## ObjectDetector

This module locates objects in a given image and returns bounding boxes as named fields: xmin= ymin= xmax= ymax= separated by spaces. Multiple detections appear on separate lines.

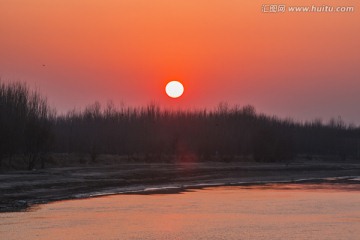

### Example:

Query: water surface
xmin=1 ymin=184 xmax=360 ymax=240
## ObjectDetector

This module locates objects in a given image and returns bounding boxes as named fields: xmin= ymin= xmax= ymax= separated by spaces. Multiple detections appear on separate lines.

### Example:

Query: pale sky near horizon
xmin=1 ymin=0 xmax=359 ymax=123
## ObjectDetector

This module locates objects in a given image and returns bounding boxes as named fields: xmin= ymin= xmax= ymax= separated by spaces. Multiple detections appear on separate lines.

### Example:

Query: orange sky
xmin=1 ymin=0 xmax=359 ymax=122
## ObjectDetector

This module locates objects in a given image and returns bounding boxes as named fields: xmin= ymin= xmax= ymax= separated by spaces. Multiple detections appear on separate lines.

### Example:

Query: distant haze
xmin=1 ymin=1 xmax=359 ymax=123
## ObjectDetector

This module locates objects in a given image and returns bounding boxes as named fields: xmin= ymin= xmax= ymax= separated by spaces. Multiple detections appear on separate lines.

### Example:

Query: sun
xmin=165 ymin=81 xmax=184 ymax=98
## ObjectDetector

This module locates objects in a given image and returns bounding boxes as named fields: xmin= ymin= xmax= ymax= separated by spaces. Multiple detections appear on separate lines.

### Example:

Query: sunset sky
xmin=1 ymin=0 xmax=359 ymax=123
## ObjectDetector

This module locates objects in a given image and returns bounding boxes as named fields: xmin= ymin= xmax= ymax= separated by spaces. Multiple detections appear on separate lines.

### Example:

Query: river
xmin=1 ymin=184 xmax=360 ymax=239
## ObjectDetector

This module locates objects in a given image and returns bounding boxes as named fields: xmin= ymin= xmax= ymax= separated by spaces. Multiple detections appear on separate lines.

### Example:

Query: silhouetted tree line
xmin=1 ymin=82 xmax=360 ymax=170
xmin=52 ymin=101 xmax=360 ymax=163
xmin=0 ymin=82 xmax=53 ymax=170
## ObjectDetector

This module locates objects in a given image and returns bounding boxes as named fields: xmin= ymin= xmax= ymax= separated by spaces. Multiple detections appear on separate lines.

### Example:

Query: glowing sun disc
xmin=165 ymin=81 xmax=184 ymax=98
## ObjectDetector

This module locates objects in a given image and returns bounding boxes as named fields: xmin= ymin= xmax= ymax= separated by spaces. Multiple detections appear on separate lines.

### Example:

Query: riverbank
xmin=1 ymin=159 xmax=360 ymax=212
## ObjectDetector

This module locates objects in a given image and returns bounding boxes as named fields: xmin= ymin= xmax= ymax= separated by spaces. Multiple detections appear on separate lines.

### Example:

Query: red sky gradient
xmin=1 ymin=1 xmax=359 ymax=122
